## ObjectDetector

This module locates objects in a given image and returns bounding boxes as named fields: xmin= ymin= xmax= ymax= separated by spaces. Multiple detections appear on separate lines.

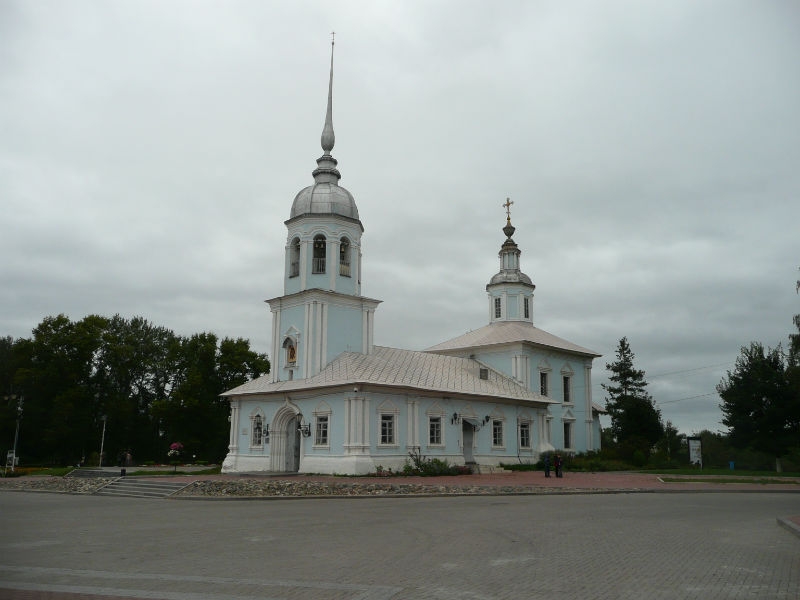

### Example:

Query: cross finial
xmin=331 ymin=31 xmax=335 ymax=46
xmin=502 ymin=197 xmax=514 ymax=221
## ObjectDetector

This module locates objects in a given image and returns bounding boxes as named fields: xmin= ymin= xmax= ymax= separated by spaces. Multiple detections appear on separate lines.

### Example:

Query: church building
xmin=221 ymin=43 xmax=602 ymax=475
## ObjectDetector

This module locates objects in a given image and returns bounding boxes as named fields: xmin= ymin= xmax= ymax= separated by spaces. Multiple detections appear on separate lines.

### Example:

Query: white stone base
xmin=221 ymin=452 xmax=271 ymax=474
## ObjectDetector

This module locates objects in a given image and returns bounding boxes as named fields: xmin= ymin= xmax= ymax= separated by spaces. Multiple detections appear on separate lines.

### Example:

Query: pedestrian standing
xmin=544 ymin=454 xmax=551 ymax=478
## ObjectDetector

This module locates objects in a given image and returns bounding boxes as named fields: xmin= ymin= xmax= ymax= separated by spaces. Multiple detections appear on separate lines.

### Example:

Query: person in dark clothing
xmin=543 ymin=454 xmax=551 ymax=478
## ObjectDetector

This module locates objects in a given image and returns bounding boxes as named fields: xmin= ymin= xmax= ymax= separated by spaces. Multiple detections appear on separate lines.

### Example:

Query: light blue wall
xmin=467 ymin=347 xmax=598 ymax=453
xmin=326 ymin=305 xmax=364 ymax=360
xmin=235 ymin=392 xmax=545 ymax=469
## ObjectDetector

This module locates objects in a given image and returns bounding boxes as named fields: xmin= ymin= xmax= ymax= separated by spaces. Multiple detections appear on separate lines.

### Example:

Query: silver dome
xmin=290 ymin=182 xmax=359 ymax=220
xmin=488 ymin=271 xmax=533 ymax=286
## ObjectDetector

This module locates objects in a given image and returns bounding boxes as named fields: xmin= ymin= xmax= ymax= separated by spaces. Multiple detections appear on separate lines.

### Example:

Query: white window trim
xmin=562 ymin=374 xmax=573 ymax=405
xmin=313 ymin=403 xmax=332 ymax=449
xmin=427 ymin=415 xmax=444 ymax=448
xmin=491 ymin=418 xmax=506 ymax=450
xmin=314 ymin=414 xmax=330 ymax=449
xmin=377 ymin=402 xmax=400 ymax=448
xmin=563 ymin=420 xmax=573 ymax=450
xmin=518 ymin=419 xmax=533 ymax=450
xmin=249 ymin=411 xmax=265 ymax=450
xmin=539 ymin=368 xmax=551 ymax=398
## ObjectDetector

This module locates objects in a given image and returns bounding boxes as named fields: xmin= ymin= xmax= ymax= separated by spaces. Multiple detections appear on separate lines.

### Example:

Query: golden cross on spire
xmin=502 ymin=197 xmax=514 ymax=221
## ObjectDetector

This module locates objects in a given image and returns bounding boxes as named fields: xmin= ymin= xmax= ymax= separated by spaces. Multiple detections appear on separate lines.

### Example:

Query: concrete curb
xmin=777 ymin=516 xmax=800 ymax=539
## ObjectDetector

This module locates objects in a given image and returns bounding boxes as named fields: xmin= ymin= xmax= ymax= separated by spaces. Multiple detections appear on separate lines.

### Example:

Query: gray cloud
xmin=2 ymin=0 xmax=798 ymax=436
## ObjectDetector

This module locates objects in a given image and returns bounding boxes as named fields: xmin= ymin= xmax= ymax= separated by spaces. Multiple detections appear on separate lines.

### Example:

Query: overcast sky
xmin=2 ymin=1 xmax=798 ymax=435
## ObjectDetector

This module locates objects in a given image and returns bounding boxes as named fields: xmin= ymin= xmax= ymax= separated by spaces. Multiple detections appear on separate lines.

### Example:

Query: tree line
xmin=1 ymin=314 xmax=269 ymax=466
xmin=604 ymin=276 xmax=800 ymax=472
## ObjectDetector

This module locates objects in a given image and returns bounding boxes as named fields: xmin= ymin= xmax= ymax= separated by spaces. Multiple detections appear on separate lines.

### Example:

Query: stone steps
xmin=66 ymin=468 xmax=120 ymax=478
xmin=94 ymin=478 xmax=190 ymax=498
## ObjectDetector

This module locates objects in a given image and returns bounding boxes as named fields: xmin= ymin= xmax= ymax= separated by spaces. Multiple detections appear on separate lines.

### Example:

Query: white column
xmin=271 ymin=311 xmax=280 ymax=383
xmin=329 ymin=240 xmax=339 ymax=292
xmin=229 ymin=399 xmax=240 ymax=452
xmin=299 ymin=238 xmax=309 ymax=291
xmin=303 ymin=303 xmax=312 ymax=377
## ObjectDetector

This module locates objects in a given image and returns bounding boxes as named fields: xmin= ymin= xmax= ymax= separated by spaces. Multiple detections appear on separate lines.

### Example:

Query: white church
xmin=221 ymin=45 xmax=602 ymax=475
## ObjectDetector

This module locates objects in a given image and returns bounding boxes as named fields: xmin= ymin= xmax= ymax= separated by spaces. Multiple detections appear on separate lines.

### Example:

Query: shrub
xmin=404 ymin=449 xmax=467 ymax=476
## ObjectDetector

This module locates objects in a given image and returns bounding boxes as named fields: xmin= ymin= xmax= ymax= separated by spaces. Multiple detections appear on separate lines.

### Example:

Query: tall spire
xmin=320 ymin=33 xmax=335 ymax=154
xmin=312 ymin=34 xmax=341 ymax=184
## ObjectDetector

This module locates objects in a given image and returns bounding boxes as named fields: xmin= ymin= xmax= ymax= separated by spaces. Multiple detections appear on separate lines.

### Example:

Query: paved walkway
xmin=1 ymin=491 xmax=798 ymax=599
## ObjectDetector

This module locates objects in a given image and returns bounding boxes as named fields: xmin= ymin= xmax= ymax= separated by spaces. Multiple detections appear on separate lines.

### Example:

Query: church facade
xmin=221 ymin=45 xmax=602 ymax=475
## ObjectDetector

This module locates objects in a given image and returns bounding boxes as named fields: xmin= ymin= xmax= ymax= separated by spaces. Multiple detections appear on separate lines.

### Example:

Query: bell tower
xmin=268 ymin=37 xmax=381 ymax=383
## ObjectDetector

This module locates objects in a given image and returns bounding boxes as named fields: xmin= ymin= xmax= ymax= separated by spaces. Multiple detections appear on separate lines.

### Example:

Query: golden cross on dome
xmin=502 ymin=197 xmax=514 ymax=221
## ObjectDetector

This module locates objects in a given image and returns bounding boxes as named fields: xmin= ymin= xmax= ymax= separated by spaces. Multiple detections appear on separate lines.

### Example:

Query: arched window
xmin=312 ymin=235 xmax=326 ymax=274
xmin=339 ymin=237 xmax=351 ymax=277
xmin=289 ymin=237 xmax=300 ymax=277
xmin=252 ymin=414 xmax=263 ymax=446
xmin=283 ymin=338 xmax=297 ymax=365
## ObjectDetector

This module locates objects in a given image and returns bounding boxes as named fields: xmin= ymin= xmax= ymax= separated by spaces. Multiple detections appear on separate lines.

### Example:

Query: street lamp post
xmin=9 ymin=396 xmax=23 ymax=474
xmin=99 ymin=415 xmax=107 ymax=468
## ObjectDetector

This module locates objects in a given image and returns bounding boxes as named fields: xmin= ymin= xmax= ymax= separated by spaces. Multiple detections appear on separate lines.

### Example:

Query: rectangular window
xmin=315 ymin=415 xmax=329 ymax=446
xmin=429 ymin=416 xmax=442 ymax=445
xmin=563 ymin=375 xmax=571 ymax=403
xmin=564 ymin=422 xmax=572 ymax=449
xmin=524 ymin=297 xmax=530 ymax=319
xmin=540 ymin=371 xmax=549 ymax=396
xmin=494 ymin=297 xmax=501 ymax=318
xmin=264 ymin=424 xmax=270 ymax=445
xmin=519 ymin=422 xmax=531 ymax=449
xmin=492 ymin=420 xmax=504 ymax=447
xmin=380 ymin=414 xmax=395 ymax=445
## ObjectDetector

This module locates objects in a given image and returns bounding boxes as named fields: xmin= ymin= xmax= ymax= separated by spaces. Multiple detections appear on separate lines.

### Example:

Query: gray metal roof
xmin=223 ymin=345 xmax=551 ymax=404
xmin=426 ymin=321 xmax=600 ymax=357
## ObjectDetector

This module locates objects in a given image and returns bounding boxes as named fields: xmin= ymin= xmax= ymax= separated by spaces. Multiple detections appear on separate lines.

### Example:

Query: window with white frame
xmin=519 ymin=421 xmax=531 ymax=449
xmin=564 ymin=421 xmax=572 ymax=449
xmin=380 ymin=414 xmax=395 ymax=445
xmin=251 ymin=414 xmax=264 ymax=447
xmin=540 ymin=371 xmax=549 ymax=396
xmin=494 ymin=297 xmax=502 ymax=318
xmin=428 ymin=416 xmax=442 ymax=446
xmin=524 ymin=297 xmax=530 ymax=319
xmin=563 ymin=375 xmax=572 ymax=404
xmin=315 ymin=415 xmax=329 ymax=447
xmin=264 ymin=423 xmax=270 ymax=444
xmin=492 ymin=419 xmax=504 ymax=448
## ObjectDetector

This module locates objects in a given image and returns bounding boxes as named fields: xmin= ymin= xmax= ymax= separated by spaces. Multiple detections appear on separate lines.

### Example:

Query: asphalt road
xmin=1 ymin=491 xmax=798 ymax=599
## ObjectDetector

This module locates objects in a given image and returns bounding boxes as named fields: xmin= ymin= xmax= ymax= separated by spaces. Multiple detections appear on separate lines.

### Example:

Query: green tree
xmin=655 ymin=420 xmax=684 ymax=464
xmin=602 ymin=337 xmax=664 ymax=461
xmin=3 ymin=314 xmax=269 ymax=466
xmin=718 ymin=342 xmax=798 ymax=472
xmin=152 ymin=334 xmax=270 ymax=463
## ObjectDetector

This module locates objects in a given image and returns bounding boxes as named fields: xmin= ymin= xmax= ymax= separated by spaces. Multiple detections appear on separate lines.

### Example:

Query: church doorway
xmin=285 ymin=416 xmax=301 ymax=472
xmin=462 ymin=421 xmax=475 ymax=464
